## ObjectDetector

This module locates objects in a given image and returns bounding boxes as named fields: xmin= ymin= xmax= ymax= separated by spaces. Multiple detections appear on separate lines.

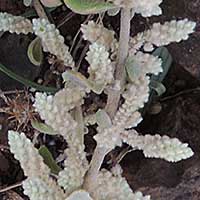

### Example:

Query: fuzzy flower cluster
xmin=9 ymin=131 xmax=66 ymax=200
xmin=0 ymin=12 xmax=33 ymax=34
xmin=33 ymin=87 xmax=85 ymax=137
xmin=8 ymin=131 xmax=50 ymax=179
xmin=94 ymin=125 xmax=123 ymax=149
xmin=81 ymin=21 xmax=118 ymax=52
xmin=33 ymin=91 xmax=77 ymax=138
xmin=93 ymin=169 xmax=150 ymax=200
xmin=111 ymin=0 xmax=162 ymax=17
xmin=32 ymin=18 xmax=74 ymax=67
xmin=121 ymin=130 xmax=194 ymax=162
xmin=8 ymin=131 xmax=148 ymax=200
xmin=95 ymin=61 xmax=160 ymax=149
xmin=86 ymin=43 xmax=114 ymax=86
xmin=130 ymin=19 xmax=196 ymax=52
xmin=58 ymin=148 xmax=89 ymax=195
xmin=113 ymin=77 xmax=149 ymax=128
xmin=23 ymin=177 xmax=66 ymax=200
xmin=128 ymin=52 xmax=163 ymax=76
xmin=34 ymin=87 xmax=87 ymax=165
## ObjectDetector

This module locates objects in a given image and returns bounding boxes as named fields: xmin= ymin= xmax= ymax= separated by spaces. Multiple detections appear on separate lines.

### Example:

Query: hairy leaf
xmin=39 ymin=145 xmax=62 ymax=175
xmin=96 ymin=109 xmax=112 ymax=129
xmin=31 ymin=120 xmax=56 ymax=135
xmin=63 ymin=0 xmax=116 ymax=14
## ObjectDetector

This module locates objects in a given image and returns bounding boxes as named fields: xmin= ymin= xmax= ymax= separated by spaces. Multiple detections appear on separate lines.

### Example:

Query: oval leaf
xmin=96 ymin=109 xmax=112 ymax=129
xmin=31 ymin=120 xmax=56 ymax=135
xmin=39 ymin=145 xmax=62 ymax=175
xmin=62 ymin=70 xmax=105 ymax=94
xmin=63 ymin=0 xmax=116 ymax=14
xmin=28 ymin=37 xmax=43 ymax=66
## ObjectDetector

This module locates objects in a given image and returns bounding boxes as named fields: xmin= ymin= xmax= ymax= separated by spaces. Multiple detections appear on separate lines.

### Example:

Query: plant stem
xmin=105 ymin=8 xmax=131 ymax=118
xmin=83 ymin=8 xmax=131 ymax=194
xmin=32 ymin=0 xmax=49 ymax=20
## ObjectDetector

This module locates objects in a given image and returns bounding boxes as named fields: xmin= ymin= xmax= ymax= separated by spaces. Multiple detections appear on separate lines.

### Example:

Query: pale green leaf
xmin=63 ymin=0 xmax=117 ymax=14
xmin=39 ymin=145 xmax=62 ymax=175
xmin=31 ymin=120 xmax=56 ymax=135
xmin=62 ymin=70 xmax=105 ymax=94
xmin=96 ymin=109 xmax=112 ymax=129
xmin=125 ymin=57 xmax=141 ymax=82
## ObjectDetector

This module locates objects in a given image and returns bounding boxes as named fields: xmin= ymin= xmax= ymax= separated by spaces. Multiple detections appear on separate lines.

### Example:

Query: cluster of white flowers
xmin=111 ymin=0 xmax=162 ymax=17
xmin=93 ymin=169 xmax=150 ymax=200
xmin=32 ymin=18 xmax=74 ymax=67
xmin=121 ymin=130 xmax=194 ymax=162
xmin=58 ymin=148 xmax=89 ymax=195
xmin=113 ymin=77 xmax=150 ymax=128
xmin=9 ymin=131 xmax=66 ymax=200
xmin=129 ymin=52 xmax=163 ymax=76
xmin=81 ymin=21 xmax=118 ymax=52
xmin=23 ymin=177 xmax=66 ymax=200
xmin=86 ymin=43 xmax=114 ymax=86
xmin=8 ymin=131 xmax=50 ymax=179
xmin=33 ymin=91 xmax=77 ymax=137
xmin=0 ymin=12 xmax=33 ymax=34
xmin=33 ymin=86 xmax=85 ymax=134
xmin=8 ymin=131 xmax=149 ymax=200
xmin=130 ymin=19 xmax=196 ymax=52
xmin=95 ymin=125 xmax=123 ymax=150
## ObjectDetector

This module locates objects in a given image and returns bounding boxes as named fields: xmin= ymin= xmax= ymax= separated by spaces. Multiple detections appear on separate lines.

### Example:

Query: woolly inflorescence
xmin=32 ymin=18 xmax=74 ymax=67
xmin=86 ymin=43 xmax=114 ymax=86
xmin=0 ymin=12 xmax=33 ymax=34
xmin=93 ymin=169 xmax=150 ymax=200
xmin=23 ymin=177 xmax=66 ymax=200
xmin=111 ymin=0 xmax=162 ymax=17
xmin=8 ymin=131 xmax=50 ymax=179
xmin=130 ymin=19 xmax=196 ymax=52
xmin=58 ymin=148 xmax=89 ymax=195
xmin=81 ymin=20 xmax=118 ymax=52
xmin=113 ymin=76 xmax=150 ymax=129
xmin=33 ymin=87 xmax=85 ymax=138
xmin=121 ymin=130 xmax=194 ymax=162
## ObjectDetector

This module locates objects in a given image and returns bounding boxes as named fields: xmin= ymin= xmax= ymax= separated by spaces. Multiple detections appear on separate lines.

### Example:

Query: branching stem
xmin=83 ymin=8 xmax=131 ymax=194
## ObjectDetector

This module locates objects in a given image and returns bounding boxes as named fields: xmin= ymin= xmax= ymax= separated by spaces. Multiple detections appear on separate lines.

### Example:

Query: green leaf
xmin=62 ymin=70 xmax=105 ymax=94
xmin=31 ymin=120 xmax=56 ymax=135
xmin=125 ymin=57 xmax=141 ymax=82
xmin=28 ymin=37 xmax=43 ymax=66
xmin=39 ymin=145 xmax=62 ymax=175
xmin=96 ymin=109 xmax=112 ymax=129
xmin=149 ymin=80 xmax=166 ymax=96
xmin=63 ymin=0 xmax=117 ymax=14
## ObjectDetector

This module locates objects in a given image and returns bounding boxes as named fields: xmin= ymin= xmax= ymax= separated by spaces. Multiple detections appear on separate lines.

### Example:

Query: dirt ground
xmin=0 ymin=0 xmax=200 ymax=199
